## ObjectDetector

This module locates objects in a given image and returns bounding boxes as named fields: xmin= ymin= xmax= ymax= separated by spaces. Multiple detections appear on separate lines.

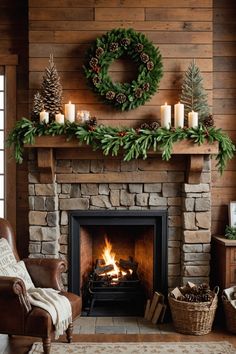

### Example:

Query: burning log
xmin=95 ymin=264 xmax=114 ymax=276
xmin=119 ymin=258 xmax=138 ymax=273
xmin=95 ymin=259 xmax=105 ymax=267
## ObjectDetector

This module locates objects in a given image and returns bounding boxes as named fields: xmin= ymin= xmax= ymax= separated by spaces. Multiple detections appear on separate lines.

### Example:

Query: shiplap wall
xmin=28 ymin=0 xmax=213 ymax=128
xmin=0 ymin=0 xmax=235 ymax=256
xmin=212 ymin=0 xmax=236 ymax=234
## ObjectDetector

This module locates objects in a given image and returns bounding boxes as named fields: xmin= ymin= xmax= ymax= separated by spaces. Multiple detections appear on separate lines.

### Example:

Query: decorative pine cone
xmin=147 ymin=61 xmax=154 ymax=71
xmin=86 ymin=117 xmax=97 ymax=127
xmin=116 ymin=93 xmax=127 ymax=104
xmin=95 ymin=47 xmax=104 ymax=58
xmin=198 ymin=283 xmax=210 ymax=292
xmin=150 ymin=121 xmax=160 ymax=130
xmin=203 ymin=114 xmax=214 ymax=127
xmin=92 ymin=75 xmax=101 ymax=86
xmin=185 ymin=294 xmax=196 ymax=302
xmin=106 ymin=90 xmax=116 ymax=100
xmin=109 ymin=42 xmax=119 ymax=52
xmin=134 ymin=88 xmax=143 ymax=98
xmin=140 ymin=52 xmax=149 ymax=63
xmin=135 ymin=43 xmax=144 ymax=53
xmin=142 ymin=83 xmax=150 ymax=92
xmin=89 ymin=57 xmax=98 ymax=68
xmin=120 ymin=38 xmax=130 ymax=47
xmin=140 ymin=122 xmax=150 ymax=130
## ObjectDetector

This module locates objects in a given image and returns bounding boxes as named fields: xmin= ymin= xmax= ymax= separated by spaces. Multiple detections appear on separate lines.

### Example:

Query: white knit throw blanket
xmin=28 ymin=288 xmax=72 ymax=339
xmin=223 ymin=286 xmax=236 ymax=308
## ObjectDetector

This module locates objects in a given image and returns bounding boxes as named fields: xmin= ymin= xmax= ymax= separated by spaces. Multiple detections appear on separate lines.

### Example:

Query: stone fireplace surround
xmin=27 ymin=146 xmax=212 ymax=292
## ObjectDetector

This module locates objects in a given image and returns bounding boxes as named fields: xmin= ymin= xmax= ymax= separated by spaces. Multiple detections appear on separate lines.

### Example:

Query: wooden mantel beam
xmin=25 ymin=136 xmax=219 ymax=184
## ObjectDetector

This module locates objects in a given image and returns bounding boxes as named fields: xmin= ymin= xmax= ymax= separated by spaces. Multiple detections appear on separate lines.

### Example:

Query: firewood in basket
xmin=95 ymin=264 xmax=114 ymax=275
xmin=119 ymin=258 xmax=138 ymax=272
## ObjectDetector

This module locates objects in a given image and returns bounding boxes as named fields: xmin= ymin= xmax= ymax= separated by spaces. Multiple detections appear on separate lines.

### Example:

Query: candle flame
xmin=69 ymin=101 xmax=71 ymax=104
xmin=165 ymin=102 xmax=167 ymax=105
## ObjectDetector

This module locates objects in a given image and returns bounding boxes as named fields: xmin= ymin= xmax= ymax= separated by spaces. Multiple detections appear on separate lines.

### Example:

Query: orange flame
xmin=101 ymin=237 xmax=120 ymax=277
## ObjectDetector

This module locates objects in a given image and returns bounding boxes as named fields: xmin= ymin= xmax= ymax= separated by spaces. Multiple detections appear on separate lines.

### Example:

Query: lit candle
xmin=174 ymin=102 xmax=184 ymax=128
xmin=55 ymin=113 xmax=64 ymax=124
xmin=65 ymin=101 xmax=75 ymax=122
xmin=160 ymin=102 xmax=171 ymax=129
xmin=39 ymin=110 xmax=49 ymax=124
xmin=188 ymin=110 xmax=198 ymax=128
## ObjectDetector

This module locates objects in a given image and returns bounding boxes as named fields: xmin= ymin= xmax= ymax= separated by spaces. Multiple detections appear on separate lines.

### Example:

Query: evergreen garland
xmin=40 ymin=54 xmax=63 ymax=118
xmin=7 ymin=119 xmax=235 ymax=174
xmin=83 ymin=28 xmax=163 ymax=111
xmin=180 ymin=59 xmax=210 ymax=122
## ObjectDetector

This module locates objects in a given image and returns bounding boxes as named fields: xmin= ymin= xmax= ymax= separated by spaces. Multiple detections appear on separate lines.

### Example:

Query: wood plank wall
xmin=0 ymin=0 xmax=29 ymax=257
xmin=0 ymin=0 xmax=234 ymax=255
xmin=28 ymin=0 xmax=213 ymax=128
xmin=212 ymin=0 xmax=236 ymax=234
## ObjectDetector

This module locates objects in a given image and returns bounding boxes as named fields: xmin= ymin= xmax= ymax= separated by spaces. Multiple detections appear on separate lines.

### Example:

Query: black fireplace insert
xmin=69 ymin=210 xmax=168 ymax=315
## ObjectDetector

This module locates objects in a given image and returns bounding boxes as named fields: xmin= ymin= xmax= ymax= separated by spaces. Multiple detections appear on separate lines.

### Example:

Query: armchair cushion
xmin=0 ymin=238 xmax=17 ymax=268
xmin=0 ymin=261 xmax=35 ymax=290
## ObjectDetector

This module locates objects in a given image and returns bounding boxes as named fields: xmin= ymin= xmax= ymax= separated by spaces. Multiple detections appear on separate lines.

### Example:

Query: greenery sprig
xmin=225 ymin=225 xmax=236 ymax=240
xmin=7 ymin=118 xmax=235 ymax=174
xmin=83 ymin=28 xmax=163 ymax=111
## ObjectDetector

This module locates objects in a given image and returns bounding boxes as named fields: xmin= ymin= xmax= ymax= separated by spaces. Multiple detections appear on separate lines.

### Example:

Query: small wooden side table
xmin=212 ymin=235 xmax=236 ymax=289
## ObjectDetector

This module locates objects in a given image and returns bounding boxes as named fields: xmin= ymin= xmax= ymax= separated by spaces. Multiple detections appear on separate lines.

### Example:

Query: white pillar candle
xmin=174 ymin=102 xmax=184 ymax=128
xmin=188 ymin=110 xmax=198 ymax=128
xmin=65 ymin=101 xmax=75 ymax=122
xmin=160 ymin=102 xmax=171 ymax=129
xmin=39 ymin=110 xmax=49 ymax=124
xmin=55 ymin=113 xmax=64 ymax=124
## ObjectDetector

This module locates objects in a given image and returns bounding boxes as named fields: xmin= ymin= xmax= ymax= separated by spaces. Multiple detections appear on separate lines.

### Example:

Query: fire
xmin=101 ymin=236 xmax=128 ymax=278
xmin=102 ymin=237 xmax=120 ymax=277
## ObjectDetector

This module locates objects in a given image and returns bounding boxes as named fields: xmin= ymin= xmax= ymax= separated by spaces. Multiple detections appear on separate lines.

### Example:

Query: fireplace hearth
xmin=69 ymin=210 xmax=168 ymax=315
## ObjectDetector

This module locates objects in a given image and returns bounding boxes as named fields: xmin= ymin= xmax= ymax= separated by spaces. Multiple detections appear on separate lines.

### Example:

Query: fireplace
xmin=27 ymin=152 xmax=212 ymax=304
xmin=69 ymin=210 xmax=168 ymax=315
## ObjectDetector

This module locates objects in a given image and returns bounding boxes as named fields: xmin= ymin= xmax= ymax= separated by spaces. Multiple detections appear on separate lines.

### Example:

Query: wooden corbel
xmin=37 ymin=148 xmax=55 ymax=183
xmin=187 ymin=155 xmax=204 ymax=184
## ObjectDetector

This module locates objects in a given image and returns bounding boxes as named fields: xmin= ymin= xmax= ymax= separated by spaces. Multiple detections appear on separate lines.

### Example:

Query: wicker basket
xmin=168 ymin=289 xmax=218 ymax=335
xmin=222 ymin=296 xmax=236 ymax=334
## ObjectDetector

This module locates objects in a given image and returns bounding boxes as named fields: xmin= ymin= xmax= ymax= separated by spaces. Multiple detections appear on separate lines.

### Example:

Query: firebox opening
xmin=69 ymin=211 xmax=168 ymax=316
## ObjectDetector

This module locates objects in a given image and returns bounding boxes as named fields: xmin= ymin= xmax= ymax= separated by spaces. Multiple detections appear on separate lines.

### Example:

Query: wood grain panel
xmin=29 ymin=57 xmax=212 ymax=72
xmin=29 ymin=20 xmax=212 ymax=32
xmin=213 ymin=1 xmax=236 ymax=235
xmin=145 ymin=8 xmax=212 ymax=21
xmin=29 ymin=8 xmax=94 ymax=21
xmin=29 ymin=0 xmax=212 ymax=8
xmin=36 ymin=31 xmax=213 ymax=45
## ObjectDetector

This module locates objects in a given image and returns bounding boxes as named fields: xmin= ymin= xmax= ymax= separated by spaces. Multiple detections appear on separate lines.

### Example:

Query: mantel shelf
xmin=24 ymin=136 xmax=219 ymax=184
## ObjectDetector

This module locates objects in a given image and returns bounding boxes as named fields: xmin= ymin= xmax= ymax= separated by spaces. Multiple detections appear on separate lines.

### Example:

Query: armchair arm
xmin=0 ymin=276 xmax=31 ymax=313
xmin=24 ymin=258 xmax=67 ymax=290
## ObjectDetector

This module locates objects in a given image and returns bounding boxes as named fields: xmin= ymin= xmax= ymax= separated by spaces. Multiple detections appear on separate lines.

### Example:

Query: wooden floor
xmin=1 ymin=329 xmax=236 ymax=354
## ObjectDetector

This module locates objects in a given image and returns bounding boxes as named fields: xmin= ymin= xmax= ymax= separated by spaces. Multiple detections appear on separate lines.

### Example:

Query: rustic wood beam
xmin=24 ymin=136 xmax=219 ymax=184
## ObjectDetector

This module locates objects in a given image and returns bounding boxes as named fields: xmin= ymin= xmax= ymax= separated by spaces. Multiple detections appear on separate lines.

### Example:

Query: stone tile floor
xmin=73 ymin=317 xmax=175 ymax=334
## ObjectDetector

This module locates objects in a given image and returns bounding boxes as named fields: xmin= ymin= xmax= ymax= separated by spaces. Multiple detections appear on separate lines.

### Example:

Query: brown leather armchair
xmin=0 ymin=218 xmax=82 ymax=354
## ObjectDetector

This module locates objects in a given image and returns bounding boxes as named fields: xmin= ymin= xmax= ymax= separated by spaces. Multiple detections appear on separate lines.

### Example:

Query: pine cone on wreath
xmin=203 ymin=114 xmax=215 ymax=127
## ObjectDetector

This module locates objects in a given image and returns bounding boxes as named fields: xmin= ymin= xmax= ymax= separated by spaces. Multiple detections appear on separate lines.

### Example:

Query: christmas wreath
xmin=83 ymin=28 xmax=163 ymax=111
